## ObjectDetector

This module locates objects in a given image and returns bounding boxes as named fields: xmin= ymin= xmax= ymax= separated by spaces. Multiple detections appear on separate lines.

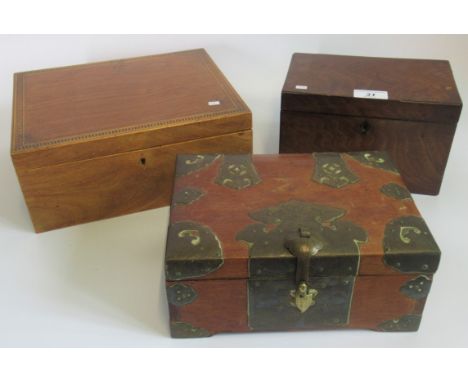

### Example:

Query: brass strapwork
xmin=285 ymin=228 xmax=322 ymax=313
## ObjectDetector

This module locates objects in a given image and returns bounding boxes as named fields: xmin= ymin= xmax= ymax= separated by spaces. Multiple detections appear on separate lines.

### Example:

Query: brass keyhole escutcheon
xmin=290 ymin=281 xmax=318 ymax=313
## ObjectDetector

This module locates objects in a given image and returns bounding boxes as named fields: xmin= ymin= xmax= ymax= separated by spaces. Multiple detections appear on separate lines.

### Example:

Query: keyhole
xmin=140 ymin=157 xmax=146 ymax=166
xmin=360 ymin=120 xmax=370 ymax=135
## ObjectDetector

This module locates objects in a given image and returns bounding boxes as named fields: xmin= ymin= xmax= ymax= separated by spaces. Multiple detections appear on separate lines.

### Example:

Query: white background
xmin=1 ymin=35 xmax=467 ymax=347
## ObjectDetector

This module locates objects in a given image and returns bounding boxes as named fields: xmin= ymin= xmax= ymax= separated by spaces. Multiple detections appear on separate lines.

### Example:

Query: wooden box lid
xmin=282 ymin=53 xmax=462 ymax=124
xmin=165 ymin=152 xmax=440 ymax=281
xmin=11 ymin=49 xmax=251 ymax=169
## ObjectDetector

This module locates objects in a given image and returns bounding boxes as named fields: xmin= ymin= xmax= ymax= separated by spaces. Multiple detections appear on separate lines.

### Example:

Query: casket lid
xmin=11 ymin=49 xmax=250 ymax=169
xmin=165 ymin=153 xmax=441 ymax=281
xmin=282 ymin=53 xmax=462 ymax=124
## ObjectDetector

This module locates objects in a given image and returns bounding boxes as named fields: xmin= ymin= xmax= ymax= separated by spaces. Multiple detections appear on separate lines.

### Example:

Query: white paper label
xmin=295 ymin=85 xmax=308 ymax=90
xmin=208 ymin=100 xmax=221 ymax=106
xmin=353 ymin=89 xmax=388 ymax=100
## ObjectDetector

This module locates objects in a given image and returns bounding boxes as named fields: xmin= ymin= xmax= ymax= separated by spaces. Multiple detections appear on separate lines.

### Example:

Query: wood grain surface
xmin=280 ymin=111 xmax=456 ymax=195
xmin=17 ymin=131 xmax=252 ymax=233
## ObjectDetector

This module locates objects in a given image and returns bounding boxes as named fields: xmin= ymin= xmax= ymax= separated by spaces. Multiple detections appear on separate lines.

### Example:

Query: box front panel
xmin=16 ymin=130 xmax=252 ymax=232
xmin=280 ymin=111 xmax=456 ymax=195
xmin=248 ymin=276 xmax=354 ymax=331
xmin=165 ymin=274 xmax=431 ymax=337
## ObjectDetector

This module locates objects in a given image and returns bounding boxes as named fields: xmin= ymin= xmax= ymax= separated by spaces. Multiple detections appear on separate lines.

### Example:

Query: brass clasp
xmin=290 ymin=281 xmax=318 ymax=313
xmin=285 ymin=228 xmax=321 ymax=313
